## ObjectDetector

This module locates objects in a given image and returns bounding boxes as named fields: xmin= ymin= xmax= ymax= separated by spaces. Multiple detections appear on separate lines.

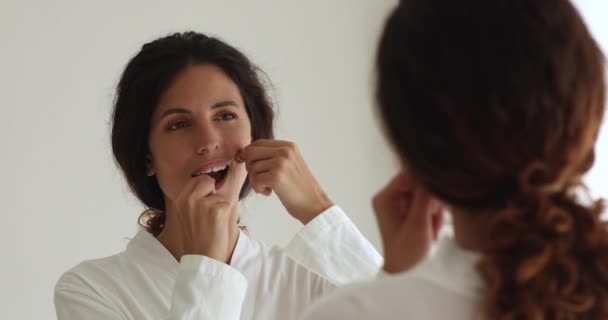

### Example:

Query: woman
xmin=54 ymin=32 xmax=382 ymax=320
xmin=304 ymin=0 xmax=608 ymax=319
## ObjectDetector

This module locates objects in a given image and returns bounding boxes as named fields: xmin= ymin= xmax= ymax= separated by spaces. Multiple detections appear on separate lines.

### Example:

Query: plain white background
xmin=0 ymin=1 xmax=606 ymax=319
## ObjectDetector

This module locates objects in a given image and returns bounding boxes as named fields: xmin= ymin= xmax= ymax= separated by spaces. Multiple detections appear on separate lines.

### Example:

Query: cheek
xmin=224 ymin=124 xmax=252 ymax=153
xmin=150 ymin=129 xmax=193 ymax=165
xmin=152 ymin=159 xmax=186 ymax=200
xmin=148 ymin=135 xmax=192 ymax=199
xmin=236 ymin=114 xmax=253 ymax=143
xmin=151 ymin=145 xmax=188 ymax=175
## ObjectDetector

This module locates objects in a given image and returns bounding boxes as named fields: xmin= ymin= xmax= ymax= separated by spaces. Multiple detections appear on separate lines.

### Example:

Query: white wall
xmin=1 ymin=1 xmax=607 ymax=319
xmin=574 ymin=0 xmax=608 ymax=201
xmin=0 ymin=0 xmax=398 ymax=318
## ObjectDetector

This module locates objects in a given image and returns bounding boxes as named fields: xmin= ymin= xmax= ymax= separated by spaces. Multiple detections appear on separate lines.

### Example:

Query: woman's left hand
xmin=373 ymin=172 xmax=444 ymax=274
xmin=236 ymin=139 xmax=333 ymax=224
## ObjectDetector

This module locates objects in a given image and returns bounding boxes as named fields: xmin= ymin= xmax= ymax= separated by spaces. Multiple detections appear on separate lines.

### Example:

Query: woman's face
xmin=147 ymin=64 xmax=252 ymax=207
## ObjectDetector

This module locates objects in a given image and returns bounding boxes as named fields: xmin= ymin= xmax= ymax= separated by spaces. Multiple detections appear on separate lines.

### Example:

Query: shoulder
xmin=54 ymin=253 xmax=136 ymax=319
xmin=300 ymin=273 xmax=410 ymax=319
xmin=55 ymin=252 xmax=128 ymax=296
xmin=301 ymin=269 xmax=476 ymax=320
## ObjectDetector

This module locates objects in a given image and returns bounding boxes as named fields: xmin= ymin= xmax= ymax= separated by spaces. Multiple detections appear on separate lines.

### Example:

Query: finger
xmin=402 ymin=188 xmax=435 ymax=239
xmin=393 ymin=192 xmax=413 ymax=218
xmin=239 ymin=140 xmax=295 ymax=162
xmin=373 ymin=190 xmax=408 ymax=246
xmin=248 ymin=139 xmax=288 ymax=147
xmin=387 ymin=172 xmax=416 ymax=193
xmin=235 ymin=148 xmax=246 ymax=163
xmin=373 ymin=173 xmax=415 ymax=219
xmin=245 ymin=158 xmax=283 ymax=175
xmin=171 ymin=175 xmax=217 ymax=225
xmin=200 ymin=194 xmax=230 ymax=206
xmin=176 ymin=174 xmax=216 ymax=203
xmin=250 ymin=171 xmax=280 ymax=195
xmin=197 ymin=195 xmax=232 ymax=223
xmin=246 ymin=146 xmax=291 ymax=164
xmin=186 ymin=175 xmax=217 ymax=203
xmin=238 ymin=145 xmax=273 ymax=163
xmin=373 ymin=173 xmax=415 ymax=210
xmin=248 ymin=172 xmax=275 ymax=196
xmin=246 ymin=159 xmax=282 ymax=194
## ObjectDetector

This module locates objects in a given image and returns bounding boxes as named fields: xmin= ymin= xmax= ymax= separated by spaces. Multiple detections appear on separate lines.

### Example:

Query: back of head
xmin=377 ymin=0 xmax=608 ymax=318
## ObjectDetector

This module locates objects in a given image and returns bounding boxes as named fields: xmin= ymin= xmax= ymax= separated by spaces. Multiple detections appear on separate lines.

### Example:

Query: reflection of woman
xmin=305 ymin=0 xmax=608 ymax=319
xmin=54 ymin=32 xmax=381 ymax=320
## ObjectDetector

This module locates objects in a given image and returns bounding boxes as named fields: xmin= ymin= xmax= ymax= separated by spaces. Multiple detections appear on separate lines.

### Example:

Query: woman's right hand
xmin=162 ymin=174 xmax=234 ymax=263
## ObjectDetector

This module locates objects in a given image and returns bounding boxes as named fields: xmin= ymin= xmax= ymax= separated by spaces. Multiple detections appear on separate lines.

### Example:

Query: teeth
xmin=192 ymin=161 xmax=231 ymax=177
xmin=201 ymin=165 xmax=227 ymax=174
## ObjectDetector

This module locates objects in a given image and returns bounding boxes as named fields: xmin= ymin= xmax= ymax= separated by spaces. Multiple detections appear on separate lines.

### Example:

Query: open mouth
xmin=191 ymin=162 xmax=231 ymax=187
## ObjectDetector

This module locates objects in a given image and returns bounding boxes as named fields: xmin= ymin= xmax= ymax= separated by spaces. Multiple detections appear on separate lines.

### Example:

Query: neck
xmin=156 ymin=204 xmax=241 ymax=264
xmin=450 ymin=207 xmax=491 ymax=252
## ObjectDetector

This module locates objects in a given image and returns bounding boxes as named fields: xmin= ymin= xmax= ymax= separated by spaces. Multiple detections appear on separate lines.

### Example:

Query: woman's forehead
xmin=155 ymin=64 xmax=245 ymax=115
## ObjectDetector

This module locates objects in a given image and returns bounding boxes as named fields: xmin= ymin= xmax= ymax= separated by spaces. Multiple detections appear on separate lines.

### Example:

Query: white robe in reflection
xmin=54 ymin=206 xmax=382 ymax=320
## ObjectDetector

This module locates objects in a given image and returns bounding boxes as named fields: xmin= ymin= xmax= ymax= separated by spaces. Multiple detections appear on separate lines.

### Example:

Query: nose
xmin=194 ymin=124 xmax=221 ymax=154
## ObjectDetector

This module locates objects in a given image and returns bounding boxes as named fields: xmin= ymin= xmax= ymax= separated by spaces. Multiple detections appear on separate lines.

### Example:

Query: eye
xmin=217 ymin=112 xmax=238 ymax=121
xmin=167 ymin=120 xmax=189 ymax=131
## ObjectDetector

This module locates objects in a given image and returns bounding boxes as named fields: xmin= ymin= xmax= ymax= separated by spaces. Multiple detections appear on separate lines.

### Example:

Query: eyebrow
xmin=160 ymin=100 xmax=240 ymax=119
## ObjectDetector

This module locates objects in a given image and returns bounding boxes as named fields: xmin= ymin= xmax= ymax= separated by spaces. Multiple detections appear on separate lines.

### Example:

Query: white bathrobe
xmin=55 ymin=206 xmax=383 ymax=319
xmin=301 ymin=228 xmax=483 ymax=320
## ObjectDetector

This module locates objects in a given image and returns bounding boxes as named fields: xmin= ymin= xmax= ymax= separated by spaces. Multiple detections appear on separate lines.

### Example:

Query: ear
xmin=145 ymin=154 xmax=156 ymax=176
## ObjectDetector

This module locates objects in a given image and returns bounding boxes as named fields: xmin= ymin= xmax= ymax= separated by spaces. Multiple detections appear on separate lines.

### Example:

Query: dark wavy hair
xmin=111 ymin=31 xmax=274 ymax=236
xmin=377 ymin=0 xmax=608 ymax=318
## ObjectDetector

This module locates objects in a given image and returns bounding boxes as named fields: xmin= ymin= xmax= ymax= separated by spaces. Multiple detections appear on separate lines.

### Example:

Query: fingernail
xmin=235 ymin=153 xmax=244 ymax=163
